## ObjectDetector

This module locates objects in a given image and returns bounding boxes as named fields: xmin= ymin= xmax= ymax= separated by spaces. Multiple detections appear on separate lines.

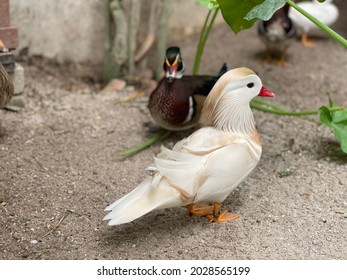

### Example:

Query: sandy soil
xmin=1 ymin=17 xmax=347 ymax=259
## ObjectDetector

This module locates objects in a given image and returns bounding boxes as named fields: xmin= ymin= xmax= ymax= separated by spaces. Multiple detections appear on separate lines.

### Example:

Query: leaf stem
xmin=251 ymin=100 xmax=317 ymax=116
xmin=155 ymin=0 xmax=172 ymax=81
xmin=286 ymin=0 xmax=347 ymax=48
xmin=119 ymin=129 xmax=172 ymax=157
xmin=193 ymin=8 xmax=219 ymax=75
xmin=251 ymin=99 xmax=344 ymax=116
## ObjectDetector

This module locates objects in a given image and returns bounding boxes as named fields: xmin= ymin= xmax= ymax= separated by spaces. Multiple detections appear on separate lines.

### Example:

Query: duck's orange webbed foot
xmin=187 ymin=202 xmax=213 ymax=217
xmin=214 ymin=211 xmax=240 ymax=222
xmin=207 ymin=202 xmax=240 ymax=223
xmin=262 ymin=53 xmax=272 ymax=64
xmin=301 ymin=33 xmax=314 ymax=48
xmin=277 ymin=54 xmax=286 ymax=67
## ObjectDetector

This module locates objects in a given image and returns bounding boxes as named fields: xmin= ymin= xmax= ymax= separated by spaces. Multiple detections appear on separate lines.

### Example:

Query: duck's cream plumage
xmin=288 ymin=0 xmax=339 ymax=33
xmin=104 ymin=68 xmax=274 ymax=226
xmin=288 ymin=0 xmax=338 ymax=47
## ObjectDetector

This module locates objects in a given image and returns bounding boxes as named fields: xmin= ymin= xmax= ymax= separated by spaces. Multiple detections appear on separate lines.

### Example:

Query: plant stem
xmin=252 ymin=99 xmax=289 ymax=113
xmin=193 ymin=8 xmax=219 ymax=75
xmin=193 ymin=9 xmax=211 ymax=75
xmin=156 ymin=0 xmax=172 ymax=81
xmin=137 ymin=0 xmax=159 ymax=69
xmin=104 ymin=0 xmax=128 ymax=82
xmin=119 ymin=129 xmax=172 ymax=157
xmin=128 ymin=0 xmax=141 ymax=77
xmin=252 ymin=99 xmax=344 ymax=114
xmin=286 ymin=0 xmax=347 ymax=48
xmin=251 ymin=99 xmax=318 ymax=116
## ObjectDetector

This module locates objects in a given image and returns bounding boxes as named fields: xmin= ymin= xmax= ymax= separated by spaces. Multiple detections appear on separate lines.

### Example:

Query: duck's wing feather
xmin=180 ymin=63 xmax=228 ymax=97
xmin=154 ymin=127 xmax=250 ymax=199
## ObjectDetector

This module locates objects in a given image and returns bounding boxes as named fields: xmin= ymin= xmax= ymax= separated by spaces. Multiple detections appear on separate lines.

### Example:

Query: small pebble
xmin=101 ymin=79 xmax=126 ymax=93
xmin=30 ymin=240 xmax=38 ymax=244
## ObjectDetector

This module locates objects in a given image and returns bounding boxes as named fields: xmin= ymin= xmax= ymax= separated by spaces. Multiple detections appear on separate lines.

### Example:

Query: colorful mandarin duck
xmin=148 ymin=46 xmax=227 ymax=131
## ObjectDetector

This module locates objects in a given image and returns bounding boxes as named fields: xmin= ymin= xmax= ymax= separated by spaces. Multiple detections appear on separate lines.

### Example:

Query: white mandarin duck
xmin=288 ymin=0 xmax=339 ymax=47
xmin=104 ymin=68 xmax=275 ymax=226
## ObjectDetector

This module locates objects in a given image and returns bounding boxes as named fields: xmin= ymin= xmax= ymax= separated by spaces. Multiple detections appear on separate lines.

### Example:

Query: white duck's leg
xmin=301 ymin=32 xmax=314 ymax=48
xmin=187 ymin=202 xmax=213 ymax=217
xmin=206 ymin=202 xmax=240 ymax=223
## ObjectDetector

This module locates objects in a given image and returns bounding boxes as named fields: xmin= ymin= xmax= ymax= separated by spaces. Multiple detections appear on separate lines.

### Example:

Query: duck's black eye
xmin=247 ymin=82 xmax=254 ymax=88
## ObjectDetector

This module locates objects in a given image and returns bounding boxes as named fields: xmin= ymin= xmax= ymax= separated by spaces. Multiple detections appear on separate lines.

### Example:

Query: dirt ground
xmin=1 ymin=13 xmax=347 ymax=260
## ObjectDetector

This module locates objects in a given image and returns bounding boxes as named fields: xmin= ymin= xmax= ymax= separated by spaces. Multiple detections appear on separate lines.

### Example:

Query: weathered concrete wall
xmin=9 ymin=0 xmax=222 ymax=64
xmin=9 ymin=0 xmax=105 ymax=63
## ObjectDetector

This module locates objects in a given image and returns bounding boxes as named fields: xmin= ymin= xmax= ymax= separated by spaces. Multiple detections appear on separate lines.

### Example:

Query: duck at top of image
xmin=148 ymin=46 xmax=227 ymax=131
xmin=258 ymin=4 xmax=296 ymax=66
xmin=288 ymin=0 xmax=339 ymax=48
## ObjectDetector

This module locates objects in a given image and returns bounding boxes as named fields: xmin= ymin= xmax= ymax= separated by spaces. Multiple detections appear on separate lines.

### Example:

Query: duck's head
xmin=163 ymin=46 xmax=185 ymax=82
xmin=200 ymin=67 xmax=274 ymax=134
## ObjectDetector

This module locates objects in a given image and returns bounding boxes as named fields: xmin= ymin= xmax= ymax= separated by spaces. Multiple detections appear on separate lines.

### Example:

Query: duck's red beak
xmin=258 ymin=86 xmax=275 ymax=97
xmin=166 ymin=66 xmax=177 ymax=81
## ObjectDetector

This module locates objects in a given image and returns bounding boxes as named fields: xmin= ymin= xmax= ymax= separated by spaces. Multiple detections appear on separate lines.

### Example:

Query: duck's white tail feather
xmin=103 ymin=176 xmax=181 ymax=226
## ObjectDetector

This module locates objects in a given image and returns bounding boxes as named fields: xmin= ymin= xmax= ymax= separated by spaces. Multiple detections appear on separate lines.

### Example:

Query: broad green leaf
xmin=331 ymin=122 xmax=347 ymax=153
xmin=332 ymin=108 xmax=347 ymax=124
xmin=319 ymin=106 xmax=333 ymax=127
xmin=245 ymin=0 xmax=286 ymax=21
xmin=217 ymin=0 xmax=265 ymax=33
xmin=319 ymin=105 xmax=347 ymax=154
xmin=339 ymin=130 xmax=347 ymax=153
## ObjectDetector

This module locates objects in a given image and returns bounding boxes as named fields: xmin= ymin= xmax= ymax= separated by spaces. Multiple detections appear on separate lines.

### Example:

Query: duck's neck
xmin=214 ymin=96 xmax=256 ymax=136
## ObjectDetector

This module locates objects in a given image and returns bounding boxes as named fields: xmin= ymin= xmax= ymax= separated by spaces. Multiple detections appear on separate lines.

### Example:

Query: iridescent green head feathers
xmin=163 ymin=47 xmax=185 ymax=81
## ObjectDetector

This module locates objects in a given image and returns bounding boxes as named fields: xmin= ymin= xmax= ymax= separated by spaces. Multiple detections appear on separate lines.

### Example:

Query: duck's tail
xmin=103 ymin=176 xmax=180 ymax=226
xmin=218 ymin=63 xmax=228 ymax=77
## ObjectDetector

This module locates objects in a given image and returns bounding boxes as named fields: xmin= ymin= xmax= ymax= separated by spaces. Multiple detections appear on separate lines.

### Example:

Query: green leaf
xmin=217 ymin=0 xmax=265 ymax=33
xmin=278 ymin=170 xmax=295 ymax=178
xmin=332 ymin=108 xmax=347 ymax=124
xmin=331 ymin=123 xmax=347 ymax=153
xmin=319 ymin=104 xmax=347 ymax=154
xmin=319 ymin=106 xmax=333 ymax=128
xmin=194 ymin=0 xmax=219 ymax=9
xmin=245 ymin=0 xmax=286 ymax=21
